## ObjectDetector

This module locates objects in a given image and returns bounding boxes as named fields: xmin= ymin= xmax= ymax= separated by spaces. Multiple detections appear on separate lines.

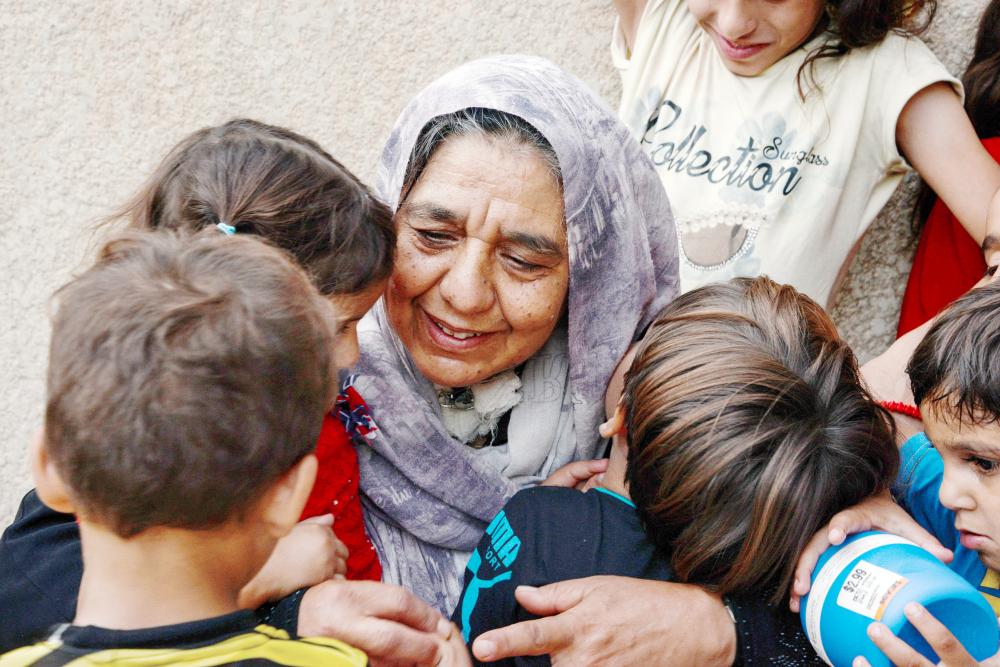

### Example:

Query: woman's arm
xmin=897 ymin=82 xmax=1000 ymax=247
xmin=471 ymin=576 xmax=737 ymax=665
xmin=613 ymin=0 xmax=649 ymax=52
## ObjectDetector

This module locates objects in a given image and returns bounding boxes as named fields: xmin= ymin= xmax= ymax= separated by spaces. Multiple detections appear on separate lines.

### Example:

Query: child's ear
xmin=259 ymin=454 xmax=318 ymax=538
xmin=598 ymin=404 xmax=627 ymax=439
xmin=30 ymin=429 xmax=75 ymax=514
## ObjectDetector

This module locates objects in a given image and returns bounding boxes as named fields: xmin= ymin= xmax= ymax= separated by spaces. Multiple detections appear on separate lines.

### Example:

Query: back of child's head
xmin=622 ymin=276 xmax=897 ymax=602
xmin=44 ymin=230 xmax=339 ymax=537
xmin=908 ymin=279 xmax=1000 ymax=424
xmin=113 ymin=118 xmax=394 ymax=295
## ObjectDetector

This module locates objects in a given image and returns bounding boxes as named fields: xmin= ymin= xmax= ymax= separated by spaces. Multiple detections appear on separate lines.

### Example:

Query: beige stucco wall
xmin=0 ymin=0 xmax=985 ymax=526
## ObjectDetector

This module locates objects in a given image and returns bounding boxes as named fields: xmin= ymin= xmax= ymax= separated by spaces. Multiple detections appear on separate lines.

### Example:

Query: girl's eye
xmin=966 ymin=455 xmax=999 ymax=475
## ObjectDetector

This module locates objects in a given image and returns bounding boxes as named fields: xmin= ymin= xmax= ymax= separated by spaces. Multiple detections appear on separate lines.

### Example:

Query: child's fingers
xmin=301 ymin=513 xmax=335 ymax=526
xmin=865 ymin=621 xmax=937 ymax=667
xmin=903 ymin=603 xmax=978 ymax=665
xmin=540 ymin=459 xmax=608 ymax=488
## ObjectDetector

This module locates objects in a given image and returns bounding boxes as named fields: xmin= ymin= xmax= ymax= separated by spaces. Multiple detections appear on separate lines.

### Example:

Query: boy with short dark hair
xmin=792 ymin=279 xmax=1000 ymax=665
xmin=0 ymin=230 xmax=366 ymax=666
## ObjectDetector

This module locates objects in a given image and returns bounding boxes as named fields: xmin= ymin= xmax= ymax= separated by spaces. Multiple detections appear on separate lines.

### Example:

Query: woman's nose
xmin=716 ymin=0 xmax=757 ymax=40
xmin=438 ymin=241 xmax=495 ymax=315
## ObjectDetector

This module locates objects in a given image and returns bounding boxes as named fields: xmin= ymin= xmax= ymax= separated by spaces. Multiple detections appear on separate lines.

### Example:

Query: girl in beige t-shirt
xmin=614 ymin=0 xmax=1000 ymax=306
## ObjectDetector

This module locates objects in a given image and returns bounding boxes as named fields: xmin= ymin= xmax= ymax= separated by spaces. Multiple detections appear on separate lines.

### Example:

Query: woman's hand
xmin=471 ymin=576 xmax=736 ymax=666
xmin=298 ymin=579 xmax=453 ymax=666
xmin=435 ymin=622 xmax=473 ymax=667
xmin=541 ymin=458 xmax=609 ymax=490
xmin=238 ymin=514 xmax=348 ymax=609
xmin=855 ymin=602 xmax=1000 ymax=666
xmin=789 ymin=493 xmax=953 ymax=612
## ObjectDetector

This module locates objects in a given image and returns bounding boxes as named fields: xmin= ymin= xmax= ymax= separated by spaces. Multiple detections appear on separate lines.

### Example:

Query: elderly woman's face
xmin=386 ymin=134 xmax=569 ymax=388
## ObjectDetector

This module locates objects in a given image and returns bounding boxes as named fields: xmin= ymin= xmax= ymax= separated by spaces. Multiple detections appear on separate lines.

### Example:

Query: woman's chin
xmin=415 ymin=356 xmax=499 ymax=389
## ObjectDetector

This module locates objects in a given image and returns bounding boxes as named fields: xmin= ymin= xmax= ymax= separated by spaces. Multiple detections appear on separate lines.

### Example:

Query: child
xmin=898 ymin=0 xmax=1000 ymax=336
xmin=795 ymin=280 xmax=1000 ymax=665
xmin=453 ymin=276 xmax=898 ymax=665
xmin=0 ymin=119 xmax=393 ymax=648
xmin=612 ymin=0 xmax=1000 ymax=308
xmin=0 ymin=230 xmax=367 ymax=665
xmin=114 ymin=118 xmax=395 ymax=589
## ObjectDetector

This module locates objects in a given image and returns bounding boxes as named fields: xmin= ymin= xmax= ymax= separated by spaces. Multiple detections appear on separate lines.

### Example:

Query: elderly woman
xmin=0 ymin=58 xmax=753 ymax=665
xmin=353 ymin=55 xmax=679 ymax=611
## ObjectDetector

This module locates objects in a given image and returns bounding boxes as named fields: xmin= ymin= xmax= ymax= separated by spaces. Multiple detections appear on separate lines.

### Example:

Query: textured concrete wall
xmin=0 ymin=0 xmax=984 ymax=525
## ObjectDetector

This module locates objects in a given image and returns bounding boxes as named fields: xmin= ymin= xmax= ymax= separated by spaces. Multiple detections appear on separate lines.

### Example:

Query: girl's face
xmin=329 ymin=280 xmax=386 ymax=368
xmin=687 ymin=0 xmax=827 ymax=76
xmin=924 ymin=405 xmax=1000 ymax=571
xmin=386 ymin=133 xmax=569 ymax=389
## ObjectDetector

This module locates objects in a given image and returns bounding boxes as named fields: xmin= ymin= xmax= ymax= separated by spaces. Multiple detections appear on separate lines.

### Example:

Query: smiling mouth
xmin=422 ymin=310 xmax=496 ymax=350
xmin=716 ymin=34 xmax=768 ymax=60
xmin=434 ymin=319 xmax=483 ymax=340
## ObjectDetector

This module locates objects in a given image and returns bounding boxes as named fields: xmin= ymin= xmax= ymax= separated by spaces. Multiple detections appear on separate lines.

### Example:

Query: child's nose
xmin=717 ymin=0 xmax=757 ymax=40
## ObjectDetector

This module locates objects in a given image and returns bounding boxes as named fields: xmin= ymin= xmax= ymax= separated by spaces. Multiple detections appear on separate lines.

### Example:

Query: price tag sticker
xmin=836 ymin=559 xmax=908 ymax=620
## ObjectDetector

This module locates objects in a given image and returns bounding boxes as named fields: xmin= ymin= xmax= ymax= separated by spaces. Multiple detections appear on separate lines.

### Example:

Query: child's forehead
xmin=923 ymin=404 xmax=1000 ymax=454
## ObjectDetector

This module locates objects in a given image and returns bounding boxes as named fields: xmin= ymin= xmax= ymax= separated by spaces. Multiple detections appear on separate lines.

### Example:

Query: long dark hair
xmin=798 ymin=0 xmax=937 ymax=98
xmin=913 ymin=0 xmax=1000 ymax=229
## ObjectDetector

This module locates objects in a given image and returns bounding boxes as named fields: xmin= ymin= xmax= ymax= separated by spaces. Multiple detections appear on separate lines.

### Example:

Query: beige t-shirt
xmin=614 ymin=0 xmax=959 ymax=305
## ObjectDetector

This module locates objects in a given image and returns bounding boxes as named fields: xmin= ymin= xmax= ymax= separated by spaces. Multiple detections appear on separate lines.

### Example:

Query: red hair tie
xmin=879 ymin=400 xmax=921 ymax=419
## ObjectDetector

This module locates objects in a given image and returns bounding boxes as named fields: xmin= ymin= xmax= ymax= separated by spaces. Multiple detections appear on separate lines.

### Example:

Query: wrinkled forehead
xmin=377 ymin=56 xmax=609 ymax=220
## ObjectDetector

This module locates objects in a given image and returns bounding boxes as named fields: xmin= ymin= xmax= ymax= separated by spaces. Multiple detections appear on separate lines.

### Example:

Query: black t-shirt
xmin=0 ymin=610 xmax=366 ymax=666
xmin=0 ymin=491 xmax=302 ymax=652
xmin=451 ymin=485 xmax=824 ymax=667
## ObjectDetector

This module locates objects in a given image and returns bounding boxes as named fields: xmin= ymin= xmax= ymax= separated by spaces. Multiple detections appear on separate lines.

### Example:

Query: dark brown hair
xmin=798 ymin=0 xmax=936 ymax=98
xmin=908 ymin=279 xmax=1000 ymax=424
xmin=623 ymin=277 xmax=898 ymax=602
xmin=45 ymin=230 xmax=339 ymax=537
xmin=913 ymin=0 xmax=1000 ymax=228
xmin=111 ymin=118 xmax=394 ymax=295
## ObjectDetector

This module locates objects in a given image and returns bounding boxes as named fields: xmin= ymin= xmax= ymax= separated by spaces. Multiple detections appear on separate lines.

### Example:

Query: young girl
xmin=107 ymin=118 xmax=395 ymax=595
xmin=898 ymin=0 xmax=1000 ymax=336
xmin=612 ymin=0 xmax=1000 ymax=308
xmin=454 ymin=276 xmax=898 ymax=665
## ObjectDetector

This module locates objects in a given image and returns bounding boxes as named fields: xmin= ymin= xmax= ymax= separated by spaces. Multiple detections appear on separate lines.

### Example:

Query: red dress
xmin=299 ymin=381 xmax=382 ymax=581
xmin=898 ymin=138 xmax=1000 ymax=337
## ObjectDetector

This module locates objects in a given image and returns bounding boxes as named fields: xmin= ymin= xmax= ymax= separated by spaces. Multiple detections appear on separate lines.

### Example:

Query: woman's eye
xmin=415 ymin=229 xmax=455 ymax=247
xmin=503 ymin=254 xmax=543 ymax=273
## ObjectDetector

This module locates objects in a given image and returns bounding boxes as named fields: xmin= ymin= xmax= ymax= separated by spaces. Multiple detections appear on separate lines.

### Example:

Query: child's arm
xmin=897 ymin=82 xmax=1000 ymax=248
xmin=238 ymin=514 xmax=349 ymax=610
xmin=788 ymin=490 xmax=954 ymax=611
xmin=613 ymin=0 xmax=649 ymax=52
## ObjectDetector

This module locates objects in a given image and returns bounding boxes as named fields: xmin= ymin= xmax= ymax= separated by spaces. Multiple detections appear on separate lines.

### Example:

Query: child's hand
xmin=789 ymin=492 xmax=953 ymax=612
xmin=855 ymin=602 xmax=1000 ymax=666
xmin=238 ymin=514 xmax=349 ymax=609
xmin=541 ymin=458 xmax=609 ymax=491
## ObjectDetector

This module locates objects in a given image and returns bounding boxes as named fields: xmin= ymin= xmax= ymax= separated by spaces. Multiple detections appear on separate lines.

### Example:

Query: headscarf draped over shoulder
xmin=356 ymin=55 xmax=679 ymax=610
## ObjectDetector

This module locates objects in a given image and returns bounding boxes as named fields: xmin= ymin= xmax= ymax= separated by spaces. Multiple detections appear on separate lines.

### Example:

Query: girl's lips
xmin=959 ymin=529 xmax=991 ymax=551
xmin=716 ymin=34 xmax=768 ymax=61
xmin=421 ymin=309 xmax=495 ymax=352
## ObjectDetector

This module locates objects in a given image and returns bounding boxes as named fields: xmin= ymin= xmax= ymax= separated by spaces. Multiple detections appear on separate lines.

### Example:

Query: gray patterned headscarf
xmin=355 ymin=55 xmax=679 ymax=612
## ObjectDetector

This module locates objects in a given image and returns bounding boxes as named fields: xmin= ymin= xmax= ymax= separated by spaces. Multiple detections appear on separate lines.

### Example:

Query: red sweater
xmin=299 ymin=383 xmax=382 ymax=581
xmin=898 ymin=138 xmax=1000 ymax=337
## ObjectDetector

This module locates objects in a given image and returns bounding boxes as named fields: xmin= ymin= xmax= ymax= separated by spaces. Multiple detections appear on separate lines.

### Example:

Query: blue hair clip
xmin=216 ymin=221 xmax=236 ymax=236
